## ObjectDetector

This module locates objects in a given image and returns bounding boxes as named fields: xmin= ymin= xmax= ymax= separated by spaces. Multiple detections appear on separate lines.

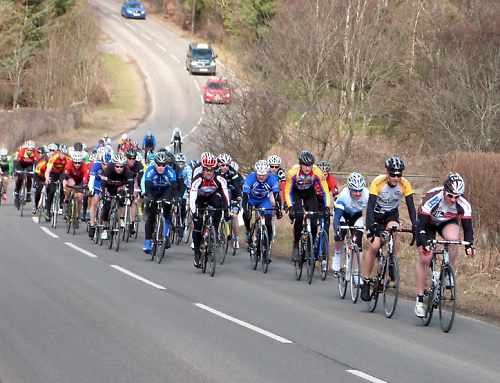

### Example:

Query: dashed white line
xmin=112 ymin=14 xmax=120 ymax=20
xmin=126 ymin=23 xmax=136 ymax=31
xmin=41 ymin=227 xmax=59 ymax=238
xmin=65 ymin=242 xmax=98 ymax=258
xmin=184 ymin=134 xmax=189 ymax=138
xmin=194 ymin=81 xmax=200 ymax=92
xmin=200 ymin=95 xmax=204 ymax=104
xmin=191 ymin=126 xmax=197 ymax=132
xmin=170 ymin=54 xmax=180 ymax=63
xmin=198 ymin=117 xmax=203 ymax=124
xmin=141 ymin=33 xmax=151 ymax=41
xmin=195 ymin=303 xmax=292 ymax=344
xmin=347 ymin=370 xmax=387 ymax=383
xmin=111 ymin=265 xmax=166 ymax=290
xmin=156 ymin=43 xmax=167 ymax=52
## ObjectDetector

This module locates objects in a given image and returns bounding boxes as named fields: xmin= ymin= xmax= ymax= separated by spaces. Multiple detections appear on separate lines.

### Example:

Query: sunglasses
xmin=270 ymin=165 xmax=279 ymax=169
xmin=127 ymin=156 xmax=136 ymax=160
xmin=115 ymin=165 xmax=124 ymax=169
xmin=220 ymin=164 xmax=229 ymax=167
xmin=73 ymin=162 xmax=82 ymax=165
xmin=350 ymin=188 xmax=363 ymax=193
xmin=388 ymin=172 xmax=402 ymax=178
xmin=446 ymin=193 xmax=460 ymax=199
xmin=155 ymin=164 xmax=167 ymax=168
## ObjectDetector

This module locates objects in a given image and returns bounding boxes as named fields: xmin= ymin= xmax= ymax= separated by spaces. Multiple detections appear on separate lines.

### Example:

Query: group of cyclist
xmin=1 ymin=132 xmax=476 ymax=319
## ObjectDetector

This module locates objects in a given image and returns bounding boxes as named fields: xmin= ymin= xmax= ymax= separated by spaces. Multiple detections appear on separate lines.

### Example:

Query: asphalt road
xmin=0 ymin=1 xmax=499 ymax=382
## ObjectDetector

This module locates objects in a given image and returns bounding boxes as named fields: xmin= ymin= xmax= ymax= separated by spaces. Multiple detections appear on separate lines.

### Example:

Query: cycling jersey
xmin=0 ymin=155 xmax=13 ymax=174
xmin=142 ymin=136 xmax=156 ymax=149
xmin=35 ymin=159 xmax=47 ymax=179
xmin=89 ymin=161 xmax=106 ymax=194
xmin=333 ymin=187 xmax=369 ymax=231
xmin=419 ymin=187 xmax=472 ymax=224
xmin=189 ymin=173 xmax=229 ymax=214
xmin=144 ymin=164 xmax=177 ymax=191
xmin=64 ymin=160 xmax=89 ymax=182
xmin=315 ymin=173 xmax=339 ymax=202
xmin=15 ymin=147 xmax=39 ymax=166
xmin=284 ymin=164 xmax=330 ymax=207
xmin=46 ymin=152 xmax=68 ymax=173
xmin=170 ymin=132 xmax=183 ymax=144
xmin=243 ymin=172 xmax=279 ymax=201
xmin=217 ymin=166 xmax=243 ymax=200
xmin=369 ymin=174 xmax=413 ymax=214
xmin=101 ymin=164 xmax=134 ymax=195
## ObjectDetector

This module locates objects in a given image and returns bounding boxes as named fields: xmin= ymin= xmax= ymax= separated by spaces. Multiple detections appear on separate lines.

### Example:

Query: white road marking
xmin=32 ymin=217 xmax=38 ymax=223
xmin=184 ymin=134 xmax=189 ymax=138
xmin=126 ymin=23 xmax=136 ymax=31
xmin=112 ymin=14 xmax=120 ymax=20
xmin=195 ymin=303 xmax=292 ymax=344
xmin=65 ymin=242 xmax=98 ymax=258
xmin=156 ymin=43 xmax=166 ymax=52
xmin=111 ymin=265 xmax=166 ymax=290
xmin=141 ymin=33 xmax=151 ymax=41
xmin=198 ymin=118 xmax=202 ymax=124
xmin=200 ymin=95 xmax=204 ymax=104
xmin=347 ymin=370 xmax=387 ymax=383
xmin=194 ymin=81 xmax=200 ymax=92
xmin=191 ymin=126 xmax=197 ymax=132
xmin=170 ymin=54 xmax=180 ymax=63
xmin=41 ymin=227 xmax=59 ymax=238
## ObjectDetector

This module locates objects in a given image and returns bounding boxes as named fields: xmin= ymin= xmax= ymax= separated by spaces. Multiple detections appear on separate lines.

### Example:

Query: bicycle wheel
xmin=52 ymin=193 xmax=59 ymax=229
xmin=184 ymin=210 xmax=192 ymax=243
xmin=319 ymin=233 xmax=329 ymax=281
xmin=72 ymin=197 xmax=78 ymax=235
xmin=157 ymin=217 xmax=165 ymax=264
xmin=175 ymin=212 xmax=182 ymax=245
xmin=422 ymin=270 xmax=435 ymax=326
xmin=208 ymin=226 xmax=217 ymax=277
xmin=306 ymin=233 xmax=315 ymax=284
xmin=150 ymin=225 xmax=157 ymax=261
xmin=250 ymin=231 xmax=259 ymax=270
xmin=113 ymin=209 xmax=120 ymax=252
xmin=338 ymin=244 xmax=349 ymax=299
xmin=294 ymin=241 xmax=304 ymax=281
xmin=37 ymin=190 xmax=45 ymax=224
xmin=261 ymin=227 xmax=270 ymax=274
xmin=439 ymin=265 xmax=456 ymax=332
xmin=123 ymin=206 xmax=130 ymax=242
xmin=383 ymin=254 xmax=399 ymax=318
xmin=218 ymin=222 xmax=227 ymax=265
xmin=350 ymin=244 xmax=361 ymax=303
xmin=19 ymin=181 xmax=25 ymax=214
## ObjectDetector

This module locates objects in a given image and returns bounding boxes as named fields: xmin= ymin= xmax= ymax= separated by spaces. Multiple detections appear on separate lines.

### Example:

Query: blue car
xmin=121 ymin=1 xmax=146 ymax=19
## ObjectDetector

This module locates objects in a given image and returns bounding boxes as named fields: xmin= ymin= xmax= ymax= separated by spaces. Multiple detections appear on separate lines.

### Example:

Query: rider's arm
xmin=417 ymin=212 xmax=431 ymax=249
xmin=170 ymin=131 xmax=175 ymax=144
xmin=242 ymin=192 xmax=249 ymax=211
xmin=332 ymin=204 xmax=345 ymax=232
xmin=461 ymin=217 xmax=474 ymax=244
xmin=365 ymin=194 xmax=377 ymax=231
xmin=152 ymin=136 xmax=156 ymax=148
xmin=405 ymin=194 xmax=417 ymax=226
xmin=179 ymin=132 xmax=183 ymax=143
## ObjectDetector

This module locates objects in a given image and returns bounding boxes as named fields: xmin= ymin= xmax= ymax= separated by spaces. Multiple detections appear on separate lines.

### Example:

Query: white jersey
xmin=335 ymin=187 xmax=369 ymax=217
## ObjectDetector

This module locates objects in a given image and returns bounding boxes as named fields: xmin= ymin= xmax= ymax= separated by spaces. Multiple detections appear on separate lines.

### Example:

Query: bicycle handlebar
xmin=427 ymin=239 xmax=472 ymax=247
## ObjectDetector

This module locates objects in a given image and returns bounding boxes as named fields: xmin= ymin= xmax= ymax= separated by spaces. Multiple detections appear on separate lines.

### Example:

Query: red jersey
xmin=35 ymin=159 xmax=47 ymax=179
xmin=16 ymin=147 xmax=39 ymax=166
xmin=315 ymin=173 xmax=339 ymax=202
xmin=64 ymin=160 xmax=89 ymax=182
xmin=46 ymin=152 xmax=68 ymax=173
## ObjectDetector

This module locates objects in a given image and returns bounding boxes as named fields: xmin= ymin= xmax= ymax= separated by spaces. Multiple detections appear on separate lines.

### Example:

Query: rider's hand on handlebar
xmin=465 ymin=245 xmax=475 ymax=258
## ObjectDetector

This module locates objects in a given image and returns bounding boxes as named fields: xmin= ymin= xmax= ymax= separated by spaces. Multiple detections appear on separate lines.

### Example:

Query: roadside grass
xmin=99 ymin=53 xmax=137 ymax=113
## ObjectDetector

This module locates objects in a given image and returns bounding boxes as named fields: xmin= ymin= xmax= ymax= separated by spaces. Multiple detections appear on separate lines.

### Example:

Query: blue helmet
xmin=190 ymin=159 xmax=199 ymax=168
xmin=102 ymin=153 xmax=112 ymax=164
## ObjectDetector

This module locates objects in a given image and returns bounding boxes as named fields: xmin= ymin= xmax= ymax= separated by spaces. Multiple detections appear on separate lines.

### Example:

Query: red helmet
xmin=202 ymin=156 xmax=217 ymax=170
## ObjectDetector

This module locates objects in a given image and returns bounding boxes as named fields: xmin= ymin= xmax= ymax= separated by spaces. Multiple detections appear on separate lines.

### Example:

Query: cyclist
xmin=361 ymin=157 xmax=417 ymax=302
xmin=190 ymin=156 xmax=230 ymax=268
xmin=143 ymin=152 xmax=179 ymax=252
xmin=87 ymin=152 xmax=112 ymax=238
xmin=170 ymin=127 xmax=183 ymax=153
xmin=95 ymin=139 xmax=106 ymax=151
xmin=216 ymin=153 xmax=244 ymax=248
xmin=62 ymin=151 xmax=89 ymax=221
xmin=284 ymin=151 xmax=330 ymax=261
xmin=13 ymin=140 xmax=39 ymax=208
xmin=0 ymin=148 xmax=13 ymax=201
xmin=316 ymin=160 xmax=339 ymax=236
xmin=33 ymin=149 xmax=50 ymax=214
xmin=332 ymin=173 xmax=369 ymax=276
xmin=243 ymin=160 xmax=281 ymax=261
xmin=142 ymin=131 xmax=156 ymax=154
xmin=175 ymin=153 xmax=188 ymax=236
xmin=414 ymin=173 xmax=475 ymax=317
xmin=44 ymin=144 xmax=70 ymax=222
xmin=125 ymin=148 xmax=144 ymax=235
xmin=73 ymin=141 xmax=90 ymax=165
xmin=268 ymin=155 xmax=287 ymax=193
xmin=117 ymin=133 xmax=131 ymax=153
xmin=102 ymin=133 xmax=112 ymax=147
xmin=99 ymin=153 xmax=134 ymax=240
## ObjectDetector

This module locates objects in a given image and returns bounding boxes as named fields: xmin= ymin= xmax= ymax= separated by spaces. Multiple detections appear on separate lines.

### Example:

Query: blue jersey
xmin=89 ymin=161 xmax=106 ymax=192
xmin=243 ymin=172 xmax=279 ymax=202
xmin=144 ymin=163 xmax=176 ymax=190
xmin=142 ymin=136 xmax=156 ymax=147
xmin=180 ymin=164 xmax=193 ymax=199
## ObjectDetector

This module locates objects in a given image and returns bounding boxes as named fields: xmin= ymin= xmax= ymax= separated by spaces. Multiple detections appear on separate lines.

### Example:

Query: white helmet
xmin=121 ymin=133 xmax=127 ymax=140
xmin=347 ymin=172 xmax=366 ymax=191
xmin=254 ymin=160 xmax=270 ymax=175
xmin=71 ymin=152 xmax=84 ymax=163
xmin=231 ymin=161 xmax=239 ymax=172
xmin=268 ymin=155 xmax=281 ymax=166
xmin=97 ymin=147 xmax=107 ymax=156
xmin=201 ymin=152 xmax=213 ymax=161
xmin=0 ymin=148 xmax=8 ymax=156
xmin=217 ymin=153 xmax=232 ymax=166
xmin=24 ymin=140 xmax=36 ymax=149
xmin=175 ymin=127 xmax=181 ymax=133
xmin=112 ymin=153 xmax=127 ymax=165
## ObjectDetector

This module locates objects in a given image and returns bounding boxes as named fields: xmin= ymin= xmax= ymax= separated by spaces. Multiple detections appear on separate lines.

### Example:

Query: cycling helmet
xmin=347 ymin=172 xmax=366 ymax=191
xmin=217 ymin=153 xmax=232 ymax=166
xmin=37 ymin=147 xmax=45 ymax=156
xmin=121 ymin=133 xmax=127 ymax=140
xmin=443 ymin=173 xmax=465 ymax=195
xmin=385 ymin=157 xmax=405 ymax=173
xmin=72 ymin=152 xmax=84 ymax=163
xmin=254 ymin=160 xmax=270 ymax=175
xmin=200 ymin=152 xmax=213 ymax=161
xmin=136 ymin=152 xmax=143 ymax=162
xmin=166 ymin=152 xmax=175 ymax=165
xmin=268 ymin=155 xmax=281 ymax=166
xmin=298 ymin=151 xmax=315 ymax=166
xmin=96 ymin=147 xmax=107 ymax=156
xmin=132 ymin=141 xmax=139 ymax=147
xmin=59 ymin=144 xmax=69 ymax=154
xmin=82 ymin=143 xmax=87 ymax=150
xmin=53 ymin=142 xmax=60 ymax=149
xmin=73 ymin=141 xmax=83 ymax=151
xmin=175 ymin=127 xmax=181 ymax=133
xmin=98 ymin=139 xmax=104 ymax=146
xmin=148 ymin=153 xmax=156 ymax=162
xmin=24 ymin=140 xmax=36 ymax=149
xmin=102 ymin=152 xmax=112 ymax=163
xmin=189 ymin=159 xmax=199 ymax=168
xmin=175 ymin=153 xmax=186 ymax=163
xmin=154 ymin=152 xmax=168 ymax=166
xmin=202 ymin=156 xmax=217 ymax=169
xmin=317 ymin=161 xmax=330 ymax=173
xmin=147 ymin=131 xmax=152 ymax=137
xmin=0 ymin=148 xmax=8 ymax=156
xmin=231 ymin=161 xmax=239 ymax=172
xmin=47 ymin=143 xmax=58 ymax=152
xmin=88 ymin=153 xmax=96 ymax=162
xmin=112 ymin=153 xmax=127 ymax=165
xmin=125 ymin=148 xmax=137 ymax=159
xmin=157 ymin=147 xmax=167 ymax=153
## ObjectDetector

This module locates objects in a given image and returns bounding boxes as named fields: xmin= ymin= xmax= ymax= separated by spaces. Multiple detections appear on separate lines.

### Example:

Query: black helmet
xmin=154 ymin=152 xmax=168 ymax=166
xmin=443 ymin=173 xmax=465 ymax=195
xmin=125 ymin=148 xmax=137 ymax=159
xmin=298 ymin=151 xmax=315 ymax=166
xmin=73 ymin=142 xmax=83 ymax=151
xmin=385 ymin=157 xmax=405 ymax=173
xmin=316 ymin=161 xmax=330 ymax=173
xmin=166 ymin=152 xmax=175 ymax=165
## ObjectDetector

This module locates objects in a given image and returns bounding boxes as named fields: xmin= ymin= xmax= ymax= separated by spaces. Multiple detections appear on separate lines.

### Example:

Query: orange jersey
xmin=46 ymin=152 xmax=68 ymax=173
xmin=35 ymin=159 xmax=47 ymax=179
xmin=64 ymin=160 xmax=89 ymax=182
xmin=16 ymin=147 xmax=39 ymax=166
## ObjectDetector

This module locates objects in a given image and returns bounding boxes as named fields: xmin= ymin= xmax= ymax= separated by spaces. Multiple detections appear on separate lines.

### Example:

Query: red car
xmin=204 ymin=77 xmax=231 ymax=104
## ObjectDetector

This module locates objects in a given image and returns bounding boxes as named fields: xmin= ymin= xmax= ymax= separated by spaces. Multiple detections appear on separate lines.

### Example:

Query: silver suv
xmin=186 ymin=43 xmax=217 ymax=75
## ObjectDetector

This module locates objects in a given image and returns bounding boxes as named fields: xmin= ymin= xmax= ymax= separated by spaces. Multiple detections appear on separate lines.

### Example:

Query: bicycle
xmin=218 ymin=208 xmax=233 ymax=265
xmin=121 ymin=195 xmax=134 ymax=242
xmin=183 ymin=205 xmax=192 ymax=243
xmin=248 ymin=206 xmax=276 ymax=273
xmin=16 ymin=170 xmax=34 ymax=217
xmin=170 ymin=201 xmax=182 ymax=246
xmin=421 ymin=239 xmax=471 ymax=332
xmin=93 ymin=191 xmax=104 ymax=245
xmin=198 ymin=206 xmax=223 ymax=277
xmin=36 ymin=183 xmax=47 ymax=224
xmin=173 ymin=140 xmax=181 ymax=154
xmin=65 ymin=185 xmax=85 ymax=235
xmin=291 ymin=211 xmax=318 ymax=283
xmin=50 ymin=180 xmax=62 ymax=229
xmin=105 ymin=194 xmax=121 ymax=252
xmin=367 ymin=224 xmax=414 ymax=318
xmin=315 ymin=212 xmax=330 ymax=282
xmin=148 ymin=199 xmax=170 ymax=264
xmin=337 ymin=225 xmax=364 ymax=303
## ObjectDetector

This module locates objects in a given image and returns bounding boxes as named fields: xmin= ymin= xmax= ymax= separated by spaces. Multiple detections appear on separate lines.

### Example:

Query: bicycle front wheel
xmin=306 ymin=233 xmax=315 ymax=284
xmin=338 ymin=244 xmax=349 ymax=299
xmin=261 ymin=227 xmax=270 ymax=274
xmin=218 ymin=221 xmax=228 ymax=265
xmin=208 ymin=226 xmax=217 ymax=277
xmin=250 ymin=229 xmax=259 ymax=270
xmin=156 ymin=216 xmax=165 ymax=264
xmin=350 ymin=245 xmax=361 ymax=303
xmin=112 ymin=210 xmax=120 ymax=252
xmin=52 ymin=194 xmax=59 ymax=229
xmin=71 ymin=198 xmax=78 ymax=235
xmin=439 ymin=265 xmax=456 ymax=332
xmin=383 ymin=254 xmax=399 ymax=318
xmin=319 ymin=233 xmax=329 ymax=281
xmin=422 ymin=270 xmax=435 ymax=326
